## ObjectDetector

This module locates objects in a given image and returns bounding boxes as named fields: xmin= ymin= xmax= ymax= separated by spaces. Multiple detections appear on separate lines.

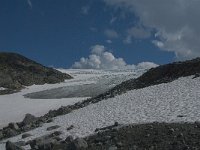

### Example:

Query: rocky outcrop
xmin=94 ymin=57 xmax=200 ymax=100
xmin=70 ymin=138 xmax=88 ymax=150
xmin=46 ymin=125 xmax=60 ymax=131
xmin=22 ymin=114 xmax=37 ymax=125
xmin=0 ymin=52 xmax=72 ymax=94
xmin=21 ymin=133 xmax=32 ymax=139
xmin=6 ymin=141 xmax=24 ymax=150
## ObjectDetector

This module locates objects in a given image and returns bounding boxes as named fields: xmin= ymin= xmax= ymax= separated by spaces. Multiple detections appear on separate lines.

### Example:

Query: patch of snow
xmin=0 ymin=69 xmax=141 ymax=128
xmin=1 ymin=76 xmax=200 ymax=150
xmin=0 ymin=87 xmax=6 ymax=91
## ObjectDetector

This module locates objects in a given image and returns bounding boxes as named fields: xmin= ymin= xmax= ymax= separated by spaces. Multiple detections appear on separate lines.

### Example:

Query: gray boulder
xmin=4 ymin=128 xmax=18 ymax=137
xmin=22 ymin=133 xmax=32 ymax=139
xmin=52 ymin=131 xmax=62 ymax=136
xmin=65 ymin=135 xmax=73 ymax=143
xmin=22 ymin=114 xmax=37 ymax=125
xmin=15 ymin=141 xmax=26 ymax=147
xmin=108 ymin=146 xmax=118 ymax=150
xmin=29 ymin=133 xmax=60 ymax=150
xmin=70 ymin=138 xmax=88 ymax=150
xmin=6 ymin=141 xmax=24 ymax=150
xmin=67 ymin=125 xmax=74 ymax=131
xmin=8 ymin=123 xmax=19 ymax=130
xmin=46 ymin=125 xmax=60 ymax=131
xmin=0 ymin=130 xmax=3 ymax=139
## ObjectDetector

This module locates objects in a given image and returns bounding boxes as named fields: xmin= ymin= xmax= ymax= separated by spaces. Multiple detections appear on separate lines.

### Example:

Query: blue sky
xmin=1 ymin=0 xmax=197 ymax=68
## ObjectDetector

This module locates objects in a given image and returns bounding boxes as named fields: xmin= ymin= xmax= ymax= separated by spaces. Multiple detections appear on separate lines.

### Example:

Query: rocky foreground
xmin=0 ymin=52 xmax=72 ymax=94
xmin=5 ymin=122 xmax=200 ymax=150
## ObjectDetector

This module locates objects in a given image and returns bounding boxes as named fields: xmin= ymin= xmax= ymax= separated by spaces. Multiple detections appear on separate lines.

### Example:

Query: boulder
xmin=52 ymin=131 xmax=62 ymax=136
xmin=0 ymin=130 xmax=3 ymax=139
xmin=22 ymin=133 xmax=32 ymax=139
xmin=46 ymin=119 xmax=53 ymax=123
xmin=15 ymin=141 xmax=26 ymax=147
xmin=6 ymin=141 xmax=24 ymax=150
xmin=53 ymin=136 xmax=63 ymax=142
xmin=46 ymin=125 xmax=60 ymax=131
xmin=21 ymin=124 xmax=32 ymax=132
xmin=70 ymin=138 xmax=88 ymax=150
xmin=8 ymin=123 xmax=19 ymax=130
xmin=108 ymin=146 xmax=118 ymax=150
xmin=22 ymin=114 xmax=37 ymax=125
xmin=67 ymin=125 xmax=74 ymax=131
xmin=114 ymin=122 xmax=119 ymax=126
xmin=65 ymin=135 xmax=73 ymax=143
xmin=30 ymin=136 xmax=59 ymax=150
xmin=4 ymin=128 xmax=18 ymax=137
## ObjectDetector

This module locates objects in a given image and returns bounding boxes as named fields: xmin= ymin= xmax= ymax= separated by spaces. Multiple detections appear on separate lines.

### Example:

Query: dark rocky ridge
xmin=96 ymin=57 xmax=200 ymax=99
xmin=0 ymin=52 xmax=72 ymax=94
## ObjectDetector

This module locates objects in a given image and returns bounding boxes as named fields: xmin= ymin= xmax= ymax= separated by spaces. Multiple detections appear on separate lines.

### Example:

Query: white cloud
xmin=91 ymin=45 xmax=105 ymax=55
xmin=27 ymin=0 xmax=32 ymax=9
xmin=104 ymin=0 xmax=200 ymax=60
xmin=72 ymin=45 xmax=158 ymax=70
xmin=124 ymin=26 xmax=151 ymax=44
xmin=136 ymin=62 xmax=158 ymax=70
xmin=104 ymin=29 xmax=119 ymax=39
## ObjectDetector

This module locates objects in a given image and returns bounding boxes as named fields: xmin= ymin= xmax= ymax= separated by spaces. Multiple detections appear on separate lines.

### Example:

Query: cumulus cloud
xmin=104 ymin=29 xmax=119 ymax=39
xmin=72 ymin=45 xmax=158 ymax=70
xmin=136 ymin=62 xmax=158 ymax=70
xmin=104 ymin=0 xmax=200 ymax=60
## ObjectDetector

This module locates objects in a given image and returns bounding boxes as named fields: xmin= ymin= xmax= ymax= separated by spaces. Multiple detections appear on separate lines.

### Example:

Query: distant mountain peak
xmin=0 ymin=52 xmax=72 ymax=94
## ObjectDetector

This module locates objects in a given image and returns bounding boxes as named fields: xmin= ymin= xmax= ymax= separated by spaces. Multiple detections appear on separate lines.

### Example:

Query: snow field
xmin=0 ymin=69 xmax=137 ymax=127
xmin=2 ymin=76 xmax=200 ymax=150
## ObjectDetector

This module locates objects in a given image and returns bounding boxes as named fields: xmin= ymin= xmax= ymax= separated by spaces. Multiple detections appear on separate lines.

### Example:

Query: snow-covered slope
xmin=0 ymin=69 xmax=141 ymax=128
xmin=1 ymin=76 xmax=199 ymax=149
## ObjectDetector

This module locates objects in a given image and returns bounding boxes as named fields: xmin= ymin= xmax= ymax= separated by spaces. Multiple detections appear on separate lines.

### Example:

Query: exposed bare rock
xmin=0 ymin=52 xmax=72 ymax=94
xmin=6 ymin=141 xmax=24 ymax=150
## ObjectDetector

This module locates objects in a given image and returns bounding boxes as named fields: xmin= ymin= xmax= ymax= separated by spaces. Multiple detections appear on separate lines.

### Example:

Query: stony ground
xmin=5 ymin=122 xmax=200 ymax=150
xmin=85 ymin=122 xmax=200 ymax=150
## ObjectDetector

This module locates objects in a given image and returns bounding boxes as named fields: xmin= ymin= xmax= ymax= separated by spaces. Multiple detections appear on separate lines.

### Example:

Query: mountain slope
xmin=1 ymin=58 xmax=200 ymax=149
xmin=94 ymin=57 xmax=200 ymax=100
xmin=1 ymin=74 xmax=200 ymax=150
xmin=0 ymin=52 xmax=72 ymax=94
